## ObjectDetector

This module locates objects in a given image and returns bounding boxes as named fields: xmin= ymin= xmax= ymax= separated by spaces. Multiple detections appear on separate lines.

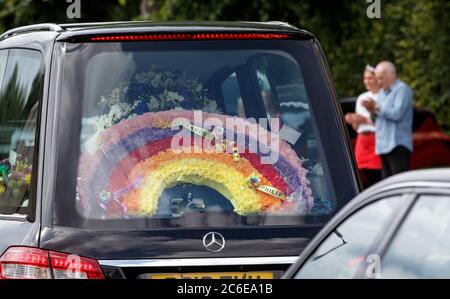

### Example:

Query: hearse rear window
xmin=60 ymin=40 xmax=337 ymax=227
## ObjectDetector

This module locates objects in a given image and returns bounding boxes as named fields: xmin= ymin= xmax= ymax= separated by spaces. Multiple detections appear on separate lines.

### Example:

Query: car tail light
xmin=87 ymin=32 xmax=290 ymax=42
xmin=0 ymin=247 xmax=51 ymax=279
xmin=49 ymin=251 xmax=104 ymax=279
xmin=0 ymin=247 xmax=105 ymax=279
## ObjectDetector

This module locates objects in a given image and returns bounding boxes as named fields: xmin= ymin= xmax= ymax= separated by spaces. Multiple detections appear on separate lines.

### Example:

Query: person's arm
xmin=353 ymin=94 xmax=374 ymax=126
xmin=345 ymin=113 xmax=371 ymax=132
xmin=377 ymin=86 xmax=413 ymax=121
xmin=354 ymin=113 xmax=372 ymax=126
xmin=360 ymin=98 xmax=378 ymax=122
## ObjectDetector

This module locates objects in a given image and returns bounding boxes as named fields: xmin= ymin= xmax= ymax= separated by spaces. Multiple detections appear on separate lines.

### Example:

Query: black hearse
xmin=0 ymin=21 xmax=359 ymax=279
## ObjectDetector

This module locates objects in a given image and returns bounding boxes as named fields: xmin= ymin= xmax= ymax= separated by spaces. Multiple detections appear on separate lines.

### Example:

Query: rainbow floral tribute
xmin=77 ymin=109 xmax=313 ymax=219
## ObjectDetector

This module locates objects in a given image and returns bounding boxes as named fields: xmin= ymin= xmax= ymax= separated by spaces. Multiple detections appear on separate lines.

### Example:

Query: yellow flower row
xmin=122 ymin=148 xmax=283 ymax=216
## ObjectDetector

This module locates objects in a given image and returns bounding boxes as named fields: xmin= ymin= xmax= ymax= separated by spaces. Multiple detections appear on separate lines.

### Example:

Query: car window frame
xmin=372 ymin=186 xmax=450 ymax=279
xmin=248 ymin=53 xmax=279 ymax=123
xmin=49 ymin=39 xmax=359 ymax=230
xmin=286 ymin=188 xmax=416 ymax=278
xmin=0 ymin=49 xmax=9 ymax=89
xmin=208 ymin=66 xmax=247 ymax=118
xmin=0 ymin=46 xmax=45 ymax=223
xmin=352 ymin=192 xmax=416 ymax=278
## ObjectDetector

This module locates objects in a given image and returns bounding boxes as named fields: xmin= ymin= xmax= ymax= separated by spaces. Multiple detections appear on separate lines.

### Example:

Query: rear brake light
xmin=0 ymin=247 xmax=104 ymax=279
xmin=0 ymin=247 xmax=51 ymax=279
xmin=49 ymin=251 xmax=104 ymax=279
xmin=88 ymin=33 xmax=290 ymax=42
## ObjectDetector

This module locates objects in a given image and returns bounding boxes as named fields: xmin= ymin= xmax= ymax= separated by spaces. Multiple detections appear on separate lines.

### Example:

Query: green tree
xmin=1 ymin=0 xmax=449 ymax=129
xmin=136 ymin=0 xmax=450 ymax=130
xmin=0 ymin=0 xmax=139 ymax=29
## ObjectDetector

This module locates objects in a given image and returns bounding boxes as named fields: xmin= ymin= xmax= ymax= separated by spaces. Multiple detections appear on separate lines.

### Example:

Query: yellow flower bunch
xmin=25 ymin=174 xmax=32 ymax=185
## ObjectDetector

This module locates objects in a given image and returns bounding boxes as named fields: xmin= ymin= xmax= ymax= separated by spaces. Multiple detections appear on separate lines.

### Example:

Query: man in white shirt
xmin=362 ymin=61 xmax=413 ymax=179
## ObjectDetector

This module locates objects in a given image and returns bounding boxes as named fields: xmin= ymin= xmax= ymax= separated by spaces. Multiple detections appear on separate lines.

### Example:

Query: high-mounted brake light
xmin=0 ymin=247 xmax=105 ymax=279
xmin=88 ymin=33 xmax=290 ymax=42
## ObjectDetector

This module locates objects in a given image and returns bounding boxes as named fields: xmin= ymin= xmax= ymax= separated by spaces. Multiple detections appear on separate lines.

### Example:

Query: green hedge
xmin=1 ymin=0 xmax=449 ymax=130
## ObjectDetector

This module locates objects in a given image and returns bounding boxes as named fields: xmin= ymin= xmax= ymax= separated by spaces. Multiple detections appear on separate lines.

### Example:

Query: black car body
xmin=283 ymin=168 xmax=450 ymax=279
xmin=0 ymin=21 xmax=359 ymax=279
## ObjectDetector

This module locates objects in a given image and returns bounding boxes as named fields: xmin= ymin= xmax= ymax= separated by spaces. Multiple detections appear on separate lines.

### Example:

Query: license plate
xmin=148 ymin=271 xmax=274 ymax=279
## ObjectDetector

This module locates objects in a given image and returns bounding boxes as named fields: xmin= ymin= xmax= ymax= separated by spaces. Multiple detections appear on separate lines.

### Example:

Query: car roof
xmin=59 ymin=21 xmax=300 ymax=32
xmin=1 ymin=21 xmax=314 ymax=42
xmin=350 ymin=168 xmax=450 ymax=209
xmin=375 ymin=168 xmax=450 ymax=186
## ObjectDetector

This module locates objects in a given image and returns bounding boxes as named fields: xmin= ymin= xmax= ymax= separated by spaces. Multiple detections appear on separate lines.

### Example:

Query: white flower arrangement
xmin=94 ymin=66 xmax=220 ymax=133
xmin=95 ymin=101 xmax=141 ymax=132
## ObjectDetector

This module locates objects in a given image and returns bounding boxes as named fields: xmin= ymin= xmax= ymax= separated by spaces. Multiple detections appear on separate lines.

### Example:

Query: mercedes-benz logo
xmin=203 ymin=232 xmax=225 ymax=252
